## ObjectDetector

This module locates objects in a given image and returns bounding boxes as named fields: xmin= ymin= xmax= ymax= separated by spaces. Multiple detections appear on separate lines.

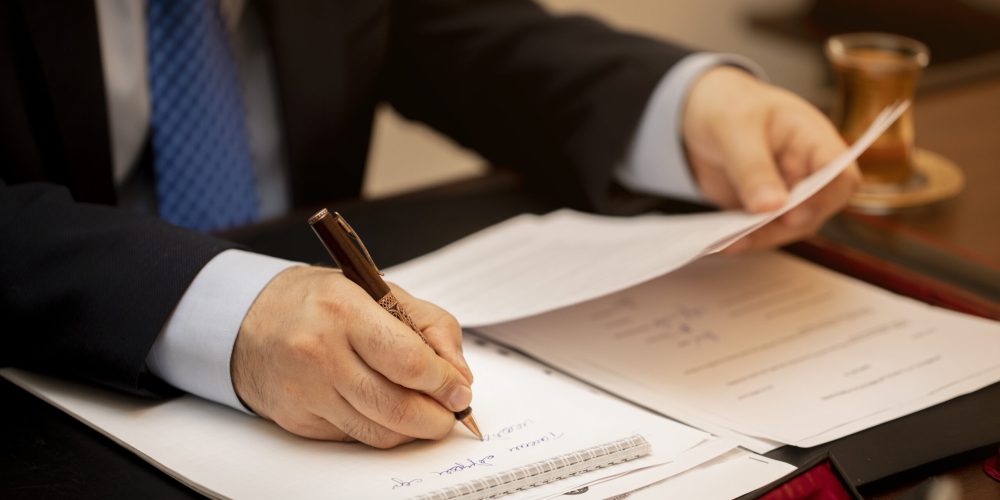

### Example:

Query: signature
xmin=434 ymin=455 xmax=496 ymax=476
xmin=390 ymin=477 xmax=423 ymax=490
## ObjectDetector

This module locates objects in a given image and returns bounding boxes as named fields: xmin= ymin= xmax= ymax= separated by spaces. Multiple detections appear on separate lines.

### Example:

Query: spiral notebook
xmin=1 ymin=339 xmax=714 ymax=499
xmin=414 ymin=434 xmax=651 ymax=500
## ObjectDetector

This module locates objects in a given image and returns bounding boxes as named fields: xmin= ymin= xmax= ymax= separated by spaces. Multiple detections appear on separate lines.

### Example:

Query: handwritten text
xmin=508 ymin=431 xmax=564 ymax=452
xmin=434 ymin=455 xmax=496 ymax=476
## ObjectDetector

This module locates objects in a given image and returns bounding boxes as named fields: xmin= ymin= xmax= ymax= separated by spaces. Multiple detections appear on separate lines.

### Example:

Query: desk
xmin=2 ymin=169 xmax=998 ymax=498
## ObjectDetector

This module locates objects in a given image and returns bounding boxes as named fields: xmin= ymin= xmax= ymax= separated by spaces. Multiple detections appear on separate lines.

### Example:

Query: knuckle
xmin=273 ymin=415 xmax=316 ymax=439
xmin=395 ymin=347 xmax=430 ymax=381
xmin=365 ymin=321 xmax=400 ymax=356
xmin=441 ymin=312 xmax=462 ymax=333
xmin=309 ymin=275 xmax=359 ymax=318
xmin=378 ymin=433 xmax=412 ymax=449
xmin=320 ymin=425 xmax=352 ymax=442
xmin=349 ymin=371 xmax=383 ymax=405
xmin=284 ymin=422 xmax=316 ymax=438
xmin=337 ymin=417 xmax=380 ymax=446
xmin=366 ymin=427 xmax=409 ymax=449
xmin=739 ymin=170 xmax=779 ymax=193
xmin=432 ymin=376 xmax=458 ymax=403
xmin=384 ymin=396 xmax=420 ymax=429
xmin=285 ymin=333 xmax=325 ymax=364
xmin=315 ymin=291 xmax=350 ymax=320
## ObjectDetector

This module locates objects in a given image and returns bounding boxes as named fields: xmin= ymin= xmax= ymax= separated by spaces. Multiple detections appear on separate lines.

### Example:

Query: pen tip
xmin=457 ymin=411 xmax=483 ymax=441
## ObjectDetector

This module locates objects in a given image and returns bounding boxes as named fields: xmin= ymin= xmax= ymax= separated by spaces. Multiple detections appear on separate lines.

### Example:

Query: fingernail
xmin=751 ymin=186 xmax=786 ymax=211
xmin=448 ymin=385 xmax=473 ymax=411
xmin=784 ymin=208 xmax=811 ymax=227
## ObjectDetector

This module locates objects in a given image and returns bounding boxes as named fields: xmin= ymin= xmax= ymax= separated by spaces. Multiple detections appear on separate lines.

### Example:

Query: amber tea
xmin=826 ymin=34 xmax=929 ymax=189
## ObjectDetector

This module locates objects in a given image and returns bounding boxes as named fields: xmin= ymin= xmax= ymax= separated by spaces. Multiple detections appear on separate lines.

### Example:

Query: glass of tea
xmin=826 ymin=33 xmax=930 ymax=190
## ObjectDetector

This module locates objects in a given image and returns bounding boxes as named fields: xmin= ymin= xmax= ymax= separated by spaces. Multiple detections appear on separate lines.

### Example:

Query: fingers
xmin=774 ymin=97 xmax=850 ymax=178
xmin=724 ymin=166 xmax=859 ymax=252
xmin=347 ymin=303 xmax=473 ymax=415
xmin=714 ymin=125 xmax=790 ymax=212
xmin=766 ymin=99 xmax=856 ymax=244
xmin=278 ymin=394 xmax=421 ymax=448
xmin=783 ymin=162 xmax=858 ymax=225
xmin=327 ymin=350 xmax=455 ymax=443
xmin=391 ymin=284 xmax=473 ymax=384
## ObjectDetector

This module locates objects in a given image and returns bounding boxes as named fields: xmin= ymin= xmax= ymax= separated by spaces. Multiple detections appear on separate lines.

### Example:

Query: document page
xmin=2 ymin=339 xmax=722 ymax=499
xmin=627 ymin=449 xmax=796 ymax=500
xmin=480 ymin=252 xmax=1000 ymax=451
xmin=387 ymin=103 xmax=908 ymax=327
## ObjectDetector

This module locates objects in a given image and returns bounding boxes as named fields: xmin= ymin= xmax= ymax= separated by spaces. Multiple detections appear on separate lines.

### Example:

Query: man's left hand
xmin=681 ymin=66 xmax=860 ymax=252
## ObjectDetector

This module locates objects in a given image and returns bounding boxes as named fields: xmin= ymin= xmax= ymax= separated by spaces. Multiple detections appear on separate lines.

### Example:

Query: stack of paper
xmin=382 ymin=101 xmax=1000 ymax=453
xmin=475 ymin=251 xmax=1000 ymax=452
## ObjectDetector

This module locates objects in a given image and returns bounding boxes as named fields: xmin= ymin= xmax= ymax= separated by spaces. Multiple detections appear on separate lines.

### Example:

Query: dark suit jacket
xmin=0 ymin=0 xmax=688 ymax=396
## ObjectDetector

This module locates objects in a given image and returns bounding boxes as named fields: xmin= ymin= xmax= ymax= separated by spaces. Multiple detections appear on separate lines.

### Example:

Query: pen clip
xmin=334 ymin=213 xmax=384 ymax=276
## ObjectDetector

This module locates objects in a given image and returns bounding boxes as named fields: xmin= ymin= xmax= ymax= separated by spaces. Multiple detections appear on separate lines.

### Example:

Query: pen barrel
xmin=309 ymin=212 xmax=391 ymax=300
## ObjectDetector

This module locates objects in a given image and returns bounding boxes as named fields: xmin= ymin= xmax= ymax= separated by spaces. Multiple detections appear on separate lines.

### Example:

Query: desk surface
xmin=820 ymin=77 xmax=1000 ymax=305
xmin=904 ymin=77 xmax=1000 ymax=262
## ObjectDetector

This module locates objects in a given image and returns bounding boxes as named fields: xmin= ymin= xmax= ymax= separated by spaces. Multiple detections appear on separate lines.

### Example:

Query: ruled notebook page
xmin=1 ymin=339 xmax=714 ymax=499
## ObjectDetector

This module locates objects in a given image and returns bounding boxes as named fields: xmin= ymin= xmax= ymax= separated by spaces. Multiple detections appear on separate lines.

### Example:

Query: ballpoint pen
xmin=308 ymin=208 xmax=483 ymax=440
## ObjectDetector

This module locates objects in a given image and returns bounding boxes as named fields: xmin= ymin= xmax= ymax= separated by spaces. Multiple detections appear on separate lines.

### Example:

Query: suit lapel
xmin=18 ymin=0 xmax=115 ymax=204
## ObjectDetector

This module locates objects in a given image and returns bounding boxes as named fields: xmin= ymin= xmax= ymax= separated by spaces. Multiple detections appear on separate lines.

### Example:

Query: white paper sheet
xmin=387 ymin=103 xmax=909 ymax=327
xmin=526 ymin=436 xmax=738 ymax=500
xmin=480 ymin=252 xmax=1000 ymax=452
xmin=2 ymin=339 xmax=722 ymax=499
xmin=625 ymin=449 xmax=796 ymax=500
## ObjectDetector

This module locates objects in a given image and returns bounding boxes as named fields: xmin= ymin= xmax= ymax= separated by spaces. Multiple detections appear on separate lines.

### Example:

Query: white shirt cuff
xmin=616 ymin=52 xmax=768 ymax=202
xmin=146 ymin=249 xmax=302 ymax=412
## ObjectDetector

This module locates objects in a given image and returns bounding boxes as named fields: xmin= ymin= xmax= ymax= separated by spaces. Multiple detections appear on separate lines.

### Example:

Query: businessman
xmin=0 ymin=0 xmax=856 ymax=448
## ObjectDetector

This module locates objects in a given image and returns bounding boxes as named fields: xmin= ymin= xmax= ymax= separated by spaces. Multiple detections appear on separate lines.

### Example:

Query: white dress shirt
xmin=95 ymin=0 xmax=763 ymax=411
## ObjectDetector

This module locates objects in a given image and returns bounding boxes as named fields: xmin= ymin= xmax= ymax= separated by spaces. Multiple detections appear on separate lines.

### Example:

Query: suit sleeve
xmin=383 ymin=0 xmax=691 ymax=211
xmin=0 ymin=179 xmax=238 ymax=396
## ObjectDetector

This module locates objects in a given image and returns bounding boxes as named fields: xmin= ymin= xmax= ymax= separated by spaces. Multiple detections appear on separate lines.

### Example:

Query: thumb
xmin=715 ymin=125 xmax=789 ymax=213
xmin=415 ymin=348 xmax=475 ymax=414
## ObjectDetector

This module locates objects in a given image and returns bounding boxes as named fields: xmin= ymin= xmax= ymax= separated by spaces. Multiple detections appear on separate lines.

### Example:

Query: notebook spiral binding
xmin=412 ymin=434 xmax=651 ymax=500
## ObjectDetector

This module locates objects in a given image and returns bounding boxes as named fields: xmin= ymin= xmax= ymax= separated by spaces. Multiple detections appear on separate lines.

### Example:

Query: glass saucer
xmin=848 ymin=149 xmax=964 ymax=214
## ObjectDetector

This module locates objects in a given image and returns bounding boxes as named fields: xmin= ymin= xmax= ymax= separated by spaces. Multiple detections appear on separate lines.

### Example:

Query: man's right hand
xmin=231 ymin=266 xmax=474 ymax=448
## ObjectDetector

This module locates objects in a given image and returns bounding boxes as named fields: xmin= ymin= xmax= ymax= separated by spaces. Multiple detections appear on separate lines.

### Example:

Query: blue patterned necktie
xmin=147 ymin=0 xmax=259 ymax=232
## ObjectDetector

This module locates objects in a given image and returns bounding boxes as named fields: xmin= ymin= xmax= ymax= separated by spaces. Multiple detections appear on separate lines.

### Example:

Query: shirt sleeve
xmin=616 ymin=52 xmax=768 ymax=202
xmin=145 ymin=249 xmax=302 ymax=412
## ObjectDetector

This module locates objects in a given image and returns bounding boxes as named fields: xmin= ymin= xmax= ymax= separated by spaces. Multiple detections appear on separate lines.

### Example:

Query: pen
xmin=308 ymin=209 xmax=483 ymax=440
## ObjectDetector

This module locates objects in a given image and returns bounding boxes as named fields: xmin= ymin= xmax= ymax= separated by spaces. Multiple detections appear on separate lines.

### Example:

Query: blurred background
xmin=362 ymin=0 xmax=1000 ymax=198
